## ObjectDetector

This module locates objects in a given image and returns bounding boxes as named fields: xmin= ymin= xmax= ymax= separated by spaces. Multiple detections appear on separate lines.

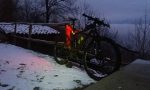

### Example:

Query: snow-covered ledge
xmin=85 ymin=59 xmax=150 ymax=90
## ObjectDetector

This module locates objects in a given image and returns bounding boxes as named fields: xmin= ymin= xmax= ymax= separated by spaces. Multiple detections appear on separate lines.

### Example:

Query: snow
xmin=0 ymin=24 xmax=14 ymax=34
xmin=16 ymin=24 xmax=28 ymax=34
xmin=0 ymin=23 xmax=59 ymax=34
xmin=132 ymin=59 xmax=150 ymax=65
xmin=32 ymin=25 xmax=58 ymax=34
xmin=0 ymin=43 xmax=95 ymax=90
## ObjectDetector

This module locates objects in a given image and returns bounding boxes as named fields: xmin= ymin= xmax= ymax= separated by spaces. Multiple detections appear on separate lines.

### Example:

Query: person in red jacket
xmin=65 ymin=24 xmax=73 ymax=48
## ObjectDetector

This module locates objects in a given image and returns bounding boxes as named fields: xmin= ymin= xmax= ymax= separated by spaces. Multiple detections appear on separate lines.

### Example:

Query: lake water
xmin=111 ymin=24 xmax=135 ymax=39
xmin=109 ymin=24 xmax=136 ymax=46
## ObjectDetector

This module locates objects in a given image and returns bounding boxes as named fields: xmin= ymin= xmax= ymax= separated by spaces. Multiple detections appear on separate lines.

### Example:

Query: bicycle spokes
xmin=84 ymin=37 xmax=120 ymax=80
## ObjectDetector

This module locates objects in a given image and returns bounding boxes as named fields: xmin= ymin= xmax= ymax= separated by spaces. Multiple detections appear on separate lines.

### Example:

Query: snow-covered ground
xmin=0 ymin=23 xmax=59 ymax=34
xmin=0 ymin=43 xmax=95 ymax=90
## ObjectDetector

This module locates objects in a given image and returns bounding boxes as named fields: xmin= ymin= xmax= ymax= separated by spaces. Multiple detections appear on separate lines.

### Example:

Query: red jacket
xmin=65 ymin=24 xmax=73 ymax=48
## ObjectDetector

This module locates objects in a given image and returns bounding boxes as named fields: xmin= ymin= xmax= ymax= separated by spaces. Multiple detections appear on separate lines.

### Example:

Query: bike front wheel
xmin=84 ymin=37 xmax=121 ymax=81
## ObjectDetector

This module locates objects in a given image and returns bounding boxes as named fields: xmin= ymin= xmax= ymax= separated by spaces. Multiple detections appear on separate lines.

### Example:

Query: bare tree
xmin=129 ymin=11 xmax=150 ymax=57
xmin=0 ymin=0 xmax=78 ymax=22
xmin=0 ymin=0 xmax=16 ymax=22
xmin=75 ymin=0 xmax=116 ymax=39
xmin=15 ymin=0 xmax=44 ymax=22
xmin=44 ymin=0 xmax=78 ymax=23
xmin=30 ymin=0 xmax=45 ymax=22
xmin=75 ymin=0 xmax=96 ymax=29
xmin=45 ymin=0 xmax=49 ymax=23
xmin=12 ymin=0 xmax=20 ymax=21
xmin=24 ymin=0 xmax=32 ymax=22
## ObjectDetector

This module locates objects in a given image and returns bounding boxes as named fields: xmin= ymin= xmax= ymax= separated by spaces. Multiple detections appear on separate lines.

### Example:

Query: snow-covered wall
xmin=0 ymin=23 xmax=59 ymax=34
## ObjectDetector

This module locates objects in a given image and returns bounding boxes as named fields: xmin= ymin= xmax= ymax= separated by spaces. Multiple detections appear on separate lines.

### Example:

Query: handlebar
xmin=82 ymin=13 xmax=110 ymax=28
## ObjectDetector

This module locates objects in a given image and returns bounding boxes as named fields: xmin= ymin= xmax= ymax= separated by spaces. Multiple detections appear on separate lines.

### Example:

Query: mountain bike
xmin=54 ymin=14 xmax=121 ymax=81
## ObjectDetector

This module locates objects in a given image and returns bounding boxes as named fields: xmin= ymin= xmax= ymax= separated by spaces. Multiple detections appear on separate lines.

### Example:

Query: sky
xmin=84 ymin=0 xmax=150 ymax=24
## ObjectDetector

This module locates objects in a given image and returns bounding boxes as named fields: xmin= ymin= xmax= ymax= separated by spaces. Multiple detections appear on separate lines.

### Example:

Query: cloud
xmin=85 ymin=0 xmax=150 ymax=23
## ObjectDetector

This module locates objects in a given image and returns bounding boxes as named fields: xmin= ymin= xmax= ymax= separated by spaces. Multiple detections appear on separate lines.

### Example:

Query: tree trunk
xmin=45 ymin=0 xmax=49 ymax=23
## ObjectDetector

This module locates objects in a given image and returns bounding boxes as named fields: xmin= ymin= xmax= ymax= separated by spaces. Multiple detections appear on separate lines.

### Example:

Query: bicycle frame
xmin=54 ymin=14 xmax=121 ymax=81
xmin=67 ymin=21 xmax=101 ymax=50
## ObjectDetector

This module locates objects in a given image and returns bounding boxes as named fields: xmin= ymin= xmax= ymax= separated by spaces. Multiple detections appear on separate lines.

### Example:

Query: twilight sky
xmin=84 ymin=0 xmax=150 ymax=24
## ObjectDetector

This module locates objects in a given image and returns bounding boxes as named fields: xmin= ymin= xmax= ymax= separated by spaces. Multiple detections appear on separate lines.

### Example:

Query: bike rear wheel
xmin=54 ymin=43 xmax=69 ymax=65
xmin=84 ymin=37 xmax=121 ymax=81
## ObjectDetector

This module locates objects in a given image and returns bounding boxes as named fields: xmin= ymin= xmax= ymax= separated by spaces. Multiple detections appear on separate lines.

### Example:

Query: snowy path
xmin=0 ymin=43 xmax=95 ymax=90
